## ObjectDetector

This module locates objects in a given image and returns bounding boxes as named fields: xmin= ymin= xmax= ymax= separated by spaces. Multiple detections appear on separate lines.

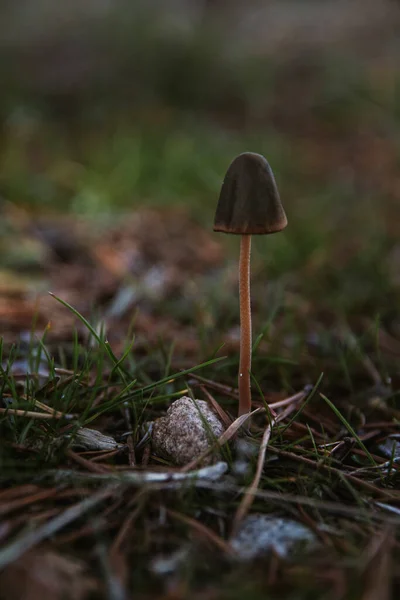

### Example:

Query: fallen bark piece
xmin=152 ymin=396 xmax=225 ymax=466
xmin=71 ymin=428 xmax=121 ymax=451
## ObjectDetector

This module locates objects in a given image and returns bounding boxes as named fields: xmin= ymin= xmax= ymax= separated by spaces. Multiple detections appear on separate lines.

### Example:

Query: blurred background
xmin=1 ymin=0 xmax=399 ymax=213
xmin=1 ymin=0 xmax=400 ymax=376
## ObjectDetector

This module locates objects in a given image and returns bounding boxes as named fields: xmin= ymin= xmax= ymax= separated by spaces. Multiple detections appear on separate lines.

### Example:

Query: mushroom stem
xmin=238 ymin=234 xmax=252 ymax=416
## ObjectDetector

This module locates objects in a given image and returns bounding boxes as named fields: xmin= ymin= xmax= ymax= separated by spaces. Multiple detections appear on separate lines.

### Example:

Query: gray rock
xmin=152 ymin=397 xmax=224 ymax=466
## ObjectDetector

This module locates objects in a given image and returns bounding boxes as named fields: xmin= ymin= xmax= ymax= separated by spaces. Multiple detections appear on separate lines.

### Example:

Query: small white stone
xmin=152 ymin=397 xmax=225 ymax=466
xmin=230 ymin=514 xmax=318 ymax=561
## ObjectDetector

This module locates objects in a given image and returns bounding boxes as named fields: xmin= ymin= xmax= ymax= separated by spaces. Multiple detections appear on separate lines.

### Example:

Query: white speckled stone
xmin=152 ymin=397 xmax=225 ymax=466
xmin=230 ymin=514 xmax=317 ymax=560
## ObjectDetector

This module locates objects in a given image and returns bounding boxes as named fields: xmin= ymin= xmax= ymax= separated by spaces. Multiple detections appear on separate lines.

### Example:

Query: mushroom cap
xmin=214 ymin=152 xmax=288 ymax=235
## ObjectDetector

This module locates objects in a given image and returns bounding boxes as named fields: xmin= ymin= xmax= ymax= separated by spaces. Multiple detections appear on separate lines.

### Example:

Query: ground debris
xmin=70 ymin=427 xmax=121 ymax=451
xmin=45 ymin=461 xmax=228 ymax=485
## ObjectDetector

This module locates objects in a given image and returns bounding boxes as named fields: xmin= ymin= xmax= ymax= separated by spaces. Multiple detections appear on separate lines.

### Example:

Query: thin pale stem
xmin=238 ymin=234 xmax=252 ymax=416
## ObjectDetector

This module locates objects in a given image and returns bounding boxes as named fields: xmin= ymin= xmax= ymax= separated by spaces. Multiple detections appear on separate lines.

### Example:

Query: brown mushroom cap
xmin=213 ymin=152 xmax=288 ymax=235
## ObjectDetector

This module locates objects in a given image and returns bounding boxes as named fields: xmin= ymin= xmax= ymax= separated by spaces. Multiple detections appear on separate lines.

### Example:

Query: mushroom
xmin=214 ymin=152 xmax=287 ymax=417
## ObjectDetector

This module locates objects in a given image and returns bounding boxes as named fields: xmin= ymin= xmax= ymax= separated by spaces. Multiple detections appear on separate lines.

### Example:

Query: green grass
xmin=0 ymin=114 xmax=292 ymax=216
